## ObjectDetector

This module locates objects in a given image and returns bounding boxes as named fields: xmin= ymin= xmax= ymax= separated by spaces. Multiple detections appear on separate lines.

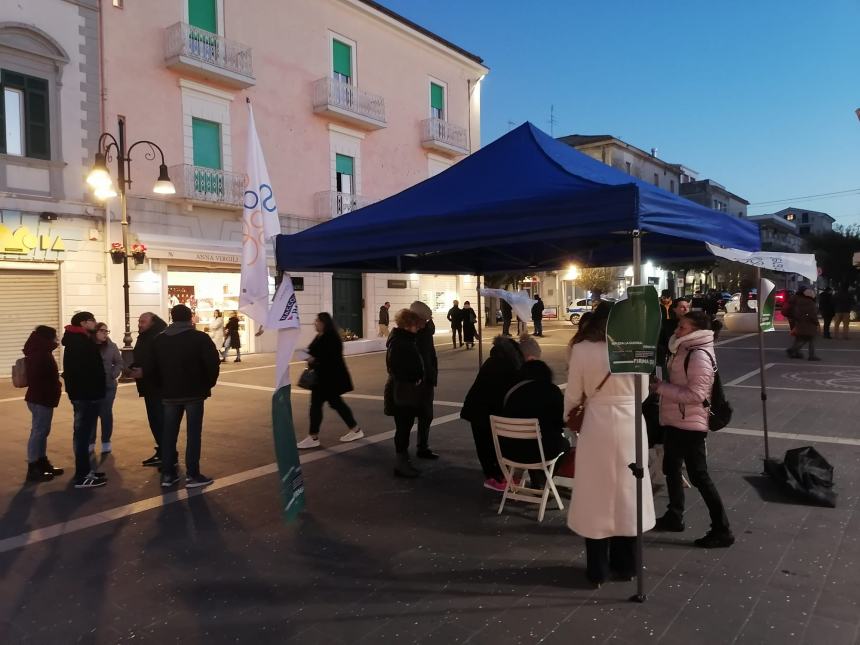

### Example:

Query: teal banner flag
xmin=606 ymin=285 xmax=661 ymax=374
xmin=272 ymin=385 xmax=305 ymax=521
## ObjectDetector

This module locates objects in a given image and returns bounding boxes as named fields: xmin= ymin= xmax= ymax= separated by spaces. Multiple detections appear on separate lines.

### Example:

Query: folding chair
xmin=489 ymin=415 xmax=565 ymax=522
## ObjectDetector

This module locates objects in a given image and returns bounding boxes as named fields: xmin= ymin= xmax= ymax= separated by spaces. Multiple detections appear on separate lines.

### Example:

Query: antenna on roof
xmin=548 ymin=105 xmax=557 ymax=137
xmin=507 ymin=120 xmax=516 ymax=131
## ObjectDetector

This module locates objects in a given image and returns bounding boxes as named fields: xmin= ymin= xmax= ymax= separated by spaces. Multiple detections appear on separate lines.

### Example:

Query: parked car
xmin=716 ymin=291 xmax=733 ymax=311
xmin=774 ymin=289 xmax=794 ymax=310
xmin=566 ymin=298 xmax=614 ymax=324
xmin=724 ymin=292 xmax=758 ymax=313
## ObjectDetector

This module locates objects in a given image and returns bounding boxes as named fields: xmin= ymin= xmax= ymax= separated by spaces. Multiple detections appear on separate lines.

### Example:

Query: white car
xmin=724 ymin=293 xmax=757 ymax=313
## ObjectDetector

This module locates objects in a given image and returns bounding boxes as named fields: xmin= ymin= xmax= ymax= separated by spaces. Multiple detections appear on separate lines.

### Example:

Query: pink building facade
xmin=99 ymin=0 xmax=488 ymax=350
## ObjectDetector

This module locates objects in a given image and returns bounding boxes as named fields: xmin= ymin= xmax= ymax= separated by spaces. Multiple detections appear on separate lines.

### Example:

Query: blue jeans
xmin=27 ymin=402 xmax=54 ymax=463
xmin=162 ymin=400 xmax=205 ymax=477
xmin=71 ymin=399 xmax=101 ymax=479
xmin=144 ymin=395 xmax=164 ymax=454
xmin=92 ymin=383 xmax=117 ymax=444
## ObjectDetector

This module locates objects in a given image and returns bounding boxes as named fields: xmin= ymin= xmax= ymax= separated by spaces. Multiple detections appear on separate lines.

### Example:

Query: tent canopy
xmin=276 ymin=123 xmax=760 ymax=274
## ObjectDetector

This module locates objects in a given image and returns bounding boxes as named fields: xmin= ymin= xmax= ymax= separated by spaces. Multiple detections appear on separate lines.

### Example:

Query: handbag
xmin=297 ymin=367 xmax=318 ymax=390
xmin=566 ymin=372 xmax=611 ymax=433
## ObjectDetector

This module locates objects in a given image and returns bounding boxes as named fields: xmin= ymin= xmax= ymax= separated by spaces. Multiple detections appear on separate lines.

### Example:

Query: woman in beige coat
xmin=565 ymin=302 xmax=655 ymax=586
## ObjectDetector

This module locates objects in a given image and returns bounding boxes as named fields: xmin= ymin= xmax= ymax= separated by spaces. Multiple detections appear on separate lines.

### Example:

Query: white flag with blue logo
xmin=239 ymin=100 xmax=281 ymax=324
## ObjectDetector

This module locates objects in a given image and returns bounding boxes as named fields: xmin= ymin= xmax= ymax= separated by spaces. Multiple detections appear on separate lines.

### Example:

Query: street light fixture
xmin=86 ymin=117 xmax=175 ymax=370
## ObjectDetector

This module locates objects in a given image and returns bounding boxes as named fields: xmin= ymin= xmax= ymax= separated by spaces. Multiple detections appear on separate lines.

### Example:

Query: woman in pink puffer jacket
xmin=650 ymin=311 xmax=734 ymax=549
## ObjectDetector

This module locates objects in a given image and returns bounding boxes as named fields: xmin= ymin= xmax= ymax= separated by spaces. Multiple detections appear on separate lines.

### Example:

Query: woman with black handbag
xmin=383 ymin=308 xmax=425 ymax=478
xmin=297 ymin=313 xmax=362 ymax=449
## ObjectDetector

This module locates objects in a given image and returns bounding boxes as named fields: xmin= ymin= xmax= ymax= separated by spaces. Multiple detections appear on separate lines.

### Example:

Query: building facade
xmin=747 ymin=214 xmax=803 ymax=253
xmin=0 ymin=0 xmax=103 ymax=374
xmin=774 ymin=207 xmax=834 ymax=237
xmin=97 ymin=0 xmax=487 ymax=350
xmin=679 ymin=179 xmax=749 ymax=219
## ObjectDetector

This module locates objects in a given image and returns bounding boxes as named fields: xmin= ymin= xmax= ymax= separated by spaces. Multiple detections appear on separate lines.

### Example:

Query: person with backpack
xmin=651 ymin=310 xmax=733 ymax=548
xmin=22 ymin=325 xmax=64 ymax=482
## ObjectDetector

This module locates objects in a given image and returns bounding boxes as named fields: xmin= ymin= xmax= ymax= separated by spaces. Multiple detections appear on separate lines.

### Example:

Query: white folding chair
xmin=489 ymin=415 xmax=565 ymax=522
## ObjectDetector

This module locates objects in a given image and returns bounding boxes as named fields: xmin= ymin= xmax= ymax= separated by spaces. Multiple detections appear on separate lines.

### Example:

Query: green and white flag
xmin=759 ymin=278 xmax=776 ymax=333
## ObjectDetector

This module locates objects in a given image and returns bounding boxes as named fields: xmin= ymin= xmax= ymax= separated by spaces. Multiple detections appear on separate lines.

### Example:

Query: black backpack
xmin=683 ymin=348 xmax=732 ymax=431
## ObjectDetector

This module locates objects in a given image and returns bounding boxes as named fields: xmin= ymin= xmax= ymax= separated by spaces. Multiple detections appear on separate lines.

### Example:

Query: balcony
xmin=312 ymin=78 xmax=386 ymax=130
xmin=421 ymin=118 xmax=470 ymax=156
xmin=314 ymin=191 xmax=375 ymax=219
xmin=164 ymin=22 xmax=255 ymax=89
xmin=170 ymin=165 xmax=246 ymax=208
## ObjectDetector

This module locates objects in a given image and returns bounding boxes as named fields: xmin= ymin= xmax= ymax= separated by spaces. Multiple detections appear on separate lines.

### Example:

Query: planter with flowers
xmin=109 ymin=242 xmax=125 ymax=264
xmin=131 ymin=243 xmax=147 ymax=265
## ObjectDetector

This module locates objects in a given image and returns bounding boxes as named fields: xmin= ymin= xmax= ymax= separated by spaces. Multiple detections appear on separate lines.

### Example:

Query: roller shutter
xmin=0 ymin=269 xmax=59 ymax=376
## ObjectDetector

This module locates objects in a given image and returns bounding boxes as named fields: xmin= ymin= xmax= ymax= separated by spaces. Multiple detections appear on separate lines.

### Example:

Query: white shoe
xmin=297 ymin=435 xmax=321 ymax=449
xmin=101 ymin=442 xmax=112 ymax=453
xmin=88 ymin=443 xmax=95 ymax=454
xmin=339 ymin=428 xmax=365 ymax=443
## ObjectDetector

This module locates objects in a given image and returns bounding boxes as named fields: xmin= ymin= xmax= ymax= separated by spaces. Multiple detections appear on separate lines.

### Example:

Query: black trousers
xmin=502 ymin=318 xmax=512 ymax=335
xmin=394 ymin=411 xmax=417 ymax=454
xmin=451 ymin=325 xmax=463 ymax=346
xmin=822 ymin=315 xmax=834 ymax=337
xmin=662 ymin=426 xmax=730 ymax=533
xmin=309 ymin=389 xmax=357 ymax=436
xmin=584 ymin=536 xmax=635 ymax=583
xmin=416 ymin=387 xmax=434 ymax=450
xmin=470 ymin=418 xmax=502 ymax=480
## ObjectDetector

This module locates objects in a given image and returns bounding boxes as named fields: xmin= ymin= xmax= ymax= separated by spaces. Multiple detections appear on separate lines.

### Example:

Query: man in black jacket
xmin=447 ymin=300 xmax=464 ymax=348
xmin=500 ymin=299 xmax=513 ymax=337
xmin=378 ymin=301 xmax=390 ymax=338
xmin=531 ymin=295 xmax=545 ymax=336
xmin=410 ymin=301 xmax=439 ymax=459
xmin=151 ymin=305 xmax=220 ymax=489
xmin=62 ymin=311 xmax=106 ymax=488
xmin=131 ymin=312 xmax=168 ymax=467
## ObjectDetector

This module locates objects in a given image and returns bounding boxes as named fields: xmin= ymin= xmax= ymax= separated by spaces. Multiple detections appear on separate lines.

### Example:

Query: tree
xmin=806 ymin=225 xmax=860 ymax=288
xmin=575 ymin=267 xmax=615 ymax=297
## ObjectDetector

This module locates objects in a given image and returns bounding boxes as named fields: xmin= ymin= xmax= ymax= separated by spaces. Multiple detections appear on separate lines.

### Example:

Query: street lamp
xmin=86 ymin=117 xmax=175 ymax=369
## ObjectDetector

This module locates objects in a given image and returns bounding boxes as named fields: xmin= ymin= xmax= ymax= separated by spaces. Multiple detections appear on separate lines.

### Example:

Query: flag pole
xmin=630 ymin=230 xmax=646 ymax=604
xmin=476 ymin=274 xmax=484 ymax=365
xmin=756 ymin=267 xmax=770 ymax=465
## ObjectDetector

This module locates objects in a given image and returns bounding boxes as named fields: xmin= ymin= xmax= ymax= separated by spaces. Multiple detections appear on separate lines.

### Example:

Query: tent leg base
xmin=628 ymin=592 xmax=647 ymax=603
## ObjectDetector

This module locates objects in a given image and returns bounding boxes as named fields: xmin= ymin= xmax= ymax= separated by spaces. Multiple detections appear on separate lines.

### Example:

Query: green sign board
xmin=272 ymin=385 xmax=305 ymax=522
xmin=759 ymin=278 xmax=776 ymax=332
xmin=606 ymin=285 xmax=661 ymax=374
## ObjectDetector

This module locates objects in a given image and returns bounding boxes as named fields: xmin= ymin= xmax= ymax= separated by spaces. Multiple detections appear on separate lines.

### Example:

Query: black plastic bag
xmin=764 ymin=446 xmax=837 ymax=508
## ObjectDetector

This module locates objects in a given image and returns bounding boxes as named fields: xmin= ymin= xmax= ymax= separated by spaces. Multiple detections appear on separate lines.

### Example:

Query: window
xmin=801 ymin=212 xmax=809 ymax=224
xmin=625 ymin=161 xmax=631 ymax=174
xmin=192 ymin=117 xmax=221 ymax=169
xmin=430 ymin=82 xmax=445 ymax=120
xmin=112 ymin=0 xmax=123 ymax=6
xmin=670 ymin=179 xmax=675 ymax=193
xmin=335 ymin=153 xmax=354 ymax=194
xmin=188 ymin=0 xmax=217 ymax=33
xmin=332 ymin=39 xmax=352 ymax=84
xmin=712 ymin=199 xmax=727 ymax=212
xmin=0 ymin=70 xmax=50 ymax=159
xmin=785 ymin=212 xmax=795 ymax=221
xmin=653 ymin=173 xmax=659 ymax=187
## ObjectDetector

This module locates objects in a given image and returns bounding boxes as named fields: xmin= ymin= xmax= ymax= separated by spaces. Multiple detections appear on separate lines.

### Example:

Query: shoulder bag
xmin=566 ymin=372 xmax=611 ymax=433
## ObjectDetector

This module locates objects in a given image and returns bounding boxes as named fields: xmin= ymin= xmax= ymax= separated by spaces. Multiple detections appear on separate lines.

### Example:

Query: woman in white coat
xmin=209 ymin=309 xmax=225 ymax=350
xmin=565 ymin=302 xmax=655 ymax=587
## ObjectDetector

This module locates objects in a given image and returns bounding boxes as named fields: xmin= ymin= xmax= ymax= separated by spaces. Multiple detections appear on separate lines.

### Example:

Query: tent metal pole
xmin=756 ymin=267 xmax=770 ymax=464
xmin=631 ymin=230 xmax=647 ymax=604
xmin=476 ymin=275 xmax=484 ymax=365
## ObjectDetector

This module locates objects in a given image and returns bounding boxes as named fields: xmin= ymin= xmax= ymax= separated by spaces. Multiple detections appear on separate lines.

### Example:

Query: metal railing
xmin=170 ymin=164 xmax=246 ymax=207
xmin=314 ymin=190 xmax=374 ymax=218
xmin=421 ymin=117 xmax=469 ymax=152
xmin=164 ymin=22 xmax=253 ymax=79
xmin=313 ymin=77 xmax=385 ymax=125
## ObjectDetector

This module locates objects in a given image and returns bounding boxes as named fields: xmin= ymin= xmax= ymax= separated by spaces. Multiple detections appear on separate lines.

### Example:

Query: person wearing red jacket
xmin=23 ymin=325 xmax=64 ymax=482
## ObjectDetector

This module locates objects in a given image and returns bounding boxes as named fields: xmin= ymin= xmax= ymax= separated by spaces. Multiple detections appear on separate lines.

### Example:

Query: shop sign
xmin=0 ymin=224 xmax=65 ymax=258
xmin=194 ymin=252 xmax=240 ymax=264
xmin=387 ymin=279 xmax=408 ymax=289
xmin=541 ymin=306 xmax=558 ymax=320
xmin=606 ymin=285 xmax=660 ymax=374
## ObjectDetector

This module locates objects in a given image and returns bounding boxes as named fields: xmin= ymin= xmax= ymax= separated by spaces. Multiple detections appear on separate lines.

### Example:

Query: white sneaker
xmin=88 ymin=443 xmax=95 ymax=454
xmin=101 ymin=442 xmax=112 ymax=453
xmin=339 ymin=428 xmax=365 ymax=443
xmin=297 ymin=435 xmax=321 ymax=449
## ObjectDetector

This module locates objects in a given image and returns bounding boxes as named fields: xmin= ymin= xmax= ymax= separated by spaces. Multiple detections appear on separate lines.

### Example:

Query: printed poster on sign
xmin=759 ymin=278 xmax=776 ymax=332
xmin=606 ymin=285 xmax=660 ymax=374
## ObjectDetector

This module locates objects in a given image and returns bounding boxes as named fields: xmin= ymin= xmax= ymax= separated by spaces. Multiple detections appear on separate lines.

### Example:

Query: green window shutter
xmin=192 ymin=118 xmax=221 ymax=169
xmin=335 ymin=154 xmax=354 ymax=176
xmin=430 ymin=83 xmax=445 ymax=111
xmin=25 ymin=76 xmax=49 ymax=160
xmin=332 ymin=40 xmax=352 ymax=79
xmin=188 ymin=0 xmax=218 ymax=33
xmin=0 ymin=80 xmax=6 ymax=154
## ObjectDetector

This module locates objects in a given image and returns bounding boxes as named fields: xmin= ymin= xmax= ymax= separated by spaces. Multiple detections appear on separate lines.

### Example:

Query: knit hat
xmin=409 ymin=301 xmax=433 ymax=320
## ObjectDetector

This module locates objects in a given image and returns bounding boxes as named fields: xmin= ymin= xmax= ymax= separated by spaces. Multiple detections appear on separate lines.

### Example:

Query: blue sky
xmin=382 ymin=0 xmax=860 ymax=226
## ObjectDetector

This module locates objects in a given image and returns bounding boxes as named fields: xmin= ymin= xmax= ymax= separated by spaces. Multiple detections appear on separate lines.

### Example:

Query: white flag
xmin=479 ymin=288 xmax=536 ymax=322
xmin=706 ymin=243 xmax=818 ymax=283
xmin=267 ymin=276 xmax=301 ymax=389
xmin=239 ymin=101 xmax=281 ymax=324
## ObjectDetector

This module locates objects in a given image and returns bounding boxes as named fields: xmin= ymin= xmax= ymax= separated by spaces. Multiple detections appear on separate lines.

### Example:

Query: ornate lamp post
xmin=86 ymin=117 xmax=175 ymax=369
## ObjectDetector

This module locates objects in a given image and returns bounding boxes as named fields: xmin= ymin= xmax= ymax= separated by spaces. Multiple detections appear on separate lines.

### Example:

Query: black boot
xmin=26 ymin=462 xmax=54 ymax=483
xmin=37 ymin=456 xmax=64 ymax=476
xmin=393 ymin=453 xmax=420 ymax=478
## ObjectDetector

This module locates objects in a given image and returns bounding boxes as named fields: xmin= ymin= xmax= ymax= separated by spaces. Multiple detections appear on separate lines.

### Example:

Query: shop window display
xmin=167 ymin=270 xmax=250 ymax=351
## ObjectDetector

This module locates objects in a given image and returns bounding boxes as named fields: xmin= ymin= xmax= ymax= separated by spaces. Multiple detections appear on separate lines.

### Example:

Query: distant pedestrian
xmin=531 ymin=295 xmax=545 ymax=336
xmin=151 ymin=304 xmax=220 ymax=489
xmin=786 ymin=287 xmax=821 ymax=360
xmin=209 ymin=309 xmax=225 ymax=348
xmin=130 ymin=312 xmax=168 ymax=467
xmin=500 ymin=299 xmax=513 ymax=336
xmin=23 ymin=325 xmax=64 ymax=482
xmin=378 ymin=301 xmax=391 ymax=338
xmin=447 ymin=300 xmax=464 ymax=348
xmin=652 ymin=310 xmax=733 ymax=549
xmin=657 ymin=297 xmax=690 ymax=371
xmin=462 ymin=301 xmax=478 ymax=349
xmin=411 ymin=301 xmax=439 ymax=459
xmin=818 ymin=288 xmax=834 ymax=339
xmin=62 ymin=311 xmax=107 ymax=489
xmin=833 ymin=286 xmax=854 ymax=340
xmin=461 ymin=335 xmax=524 ymax=491
xmin=221 ymin=312 xmax=241 ymax=362
xmin=297 ymin=312 xmax=362 ymax=449
xmin=90 ymin=322 xmax=123 ymax=454
xmin=781 ymin=290 xmax=798 ymax=331
xmin=659 ymin=290 xmax=674 ymax=321
xmin=384 ymin=308 xmax=426 ymax=478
